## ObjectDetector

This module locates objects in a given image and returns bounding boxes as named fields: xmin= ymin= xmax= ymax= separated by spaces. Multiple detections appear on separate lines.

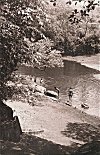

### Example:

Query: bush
xmin=75 ymin=35 xmax=100 ymax=55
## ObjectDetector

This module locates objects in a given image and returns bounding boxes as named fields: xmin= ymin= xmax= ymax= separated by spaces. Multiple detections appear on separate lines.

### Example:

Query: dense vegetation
xmin=45 ymin=0 xmax=100 ymax=55
xmin=0 ymin=0 xmax=63 ymax=101
xmin=0 ymin=0 xmax=100 ymax=101
xmin=0 ymin=1 xmax=100 ymax=154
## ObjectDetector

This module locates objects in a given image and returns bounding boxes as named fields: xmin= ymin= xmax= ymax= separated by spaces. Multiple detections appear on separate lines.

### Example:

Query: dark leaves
xmin=87 ymin=8 xmax=90 ymax=12
xmin=53 ymin=2 xmax=56 ymax=6
xmin=68 ymin=0 xmax=98 ymax=24
xmin=80 ymin=10 xmax=84 ymax=15
xmin=75 ymin=2 xmax=77 ymax=5
xmin=50 ymin=0 xmax=56 ymax=6
xmin=92 ymin=5 xmax=95 ymax=10
xmin=69 ymin=18 xmax=72 ymax=22
xmin=50 ymin=0 xmax=56 ymax=2
xmin=74 ymin=9 xmax=78 ymax=14
xmin=80 ymin=9 xmax=89 ymax=17
xmin=66 ymin=1 xmax=71 ymax=5
xmin=87 ymin=0 xmax=94 ymax=8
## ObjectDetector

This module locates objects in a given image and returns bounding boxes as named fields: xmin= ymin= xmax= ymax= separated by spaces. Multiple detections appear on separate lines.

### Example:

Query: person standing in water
xmin=68 ymin=87 xmax=73 ymax=101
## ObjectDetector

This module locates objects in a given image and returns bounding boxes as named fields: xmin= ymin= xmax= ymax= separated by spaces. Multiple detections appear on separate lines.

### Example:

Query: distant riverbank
xmin=63 ymin=53 xmax=100 ymax=71
xmin=63 ymin=54 xmax=100 ymax=81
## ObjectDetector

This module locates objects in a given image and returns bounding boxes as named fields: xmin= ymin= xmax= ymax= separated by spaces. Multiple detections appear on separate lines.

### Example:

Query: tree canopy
xmin=0 ymin=0 xmax=46 ymax=100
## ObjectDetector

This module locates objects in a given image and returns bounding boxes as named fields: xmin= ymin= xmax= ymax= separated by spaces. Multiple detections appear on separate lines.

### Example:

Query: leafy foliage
xmin=0 ymin=0 xmax=64 ymax=101
xmin=48 ymin=0 xmax=100 ymax=56
xmin=0 ymin=0 xmax=45 ymax=100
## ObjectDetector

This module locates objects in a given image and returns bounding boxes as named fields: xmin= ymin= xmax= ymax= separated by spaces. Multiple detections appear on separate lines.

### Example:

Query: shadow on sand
xmin=61 ymin=122 xmax=100 ymax=143
xmin=61 ymin=122 xmax=100 ymax=155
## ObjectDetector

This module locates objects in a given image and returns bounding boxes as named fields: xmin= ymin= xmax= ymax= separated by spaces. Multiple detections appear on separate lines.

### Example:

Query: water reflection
xmin=18 ymin=60 xmax=100 ymax=117
xmin=63 ymin=60 xmax=99 ymax=76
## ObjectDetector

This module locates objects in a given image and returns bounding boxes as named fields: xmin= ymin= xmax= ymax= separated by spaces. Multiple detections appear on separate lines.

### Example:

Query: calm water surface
xmin=18 ymin=60 xmax=100 ymax=117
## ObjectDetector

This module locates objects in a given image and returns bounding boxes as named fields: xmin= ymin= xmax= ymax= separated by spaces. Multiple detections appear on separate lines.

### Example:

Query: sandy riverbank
xmin=5 ymin=96 xmax=100 ymax=147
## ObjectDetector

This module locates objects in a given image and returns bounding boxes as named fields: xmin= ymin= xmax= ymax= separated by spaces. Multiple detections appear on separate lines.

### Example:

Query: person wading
xmin=68 ymin=87 xmax=73 ymax=101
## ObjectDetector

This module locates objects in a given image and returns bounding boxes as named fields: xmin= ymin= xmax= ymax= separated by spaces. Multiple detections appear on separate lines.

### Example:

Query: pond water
xmin=18 ymin=60 xmax=100 ymax=117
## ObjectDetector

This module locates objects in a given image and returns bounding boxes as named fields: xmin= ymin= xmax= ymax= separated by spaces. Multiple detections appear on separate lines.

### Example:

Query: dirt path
xmin=5 ymin=96 xmax=100 ymax=146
